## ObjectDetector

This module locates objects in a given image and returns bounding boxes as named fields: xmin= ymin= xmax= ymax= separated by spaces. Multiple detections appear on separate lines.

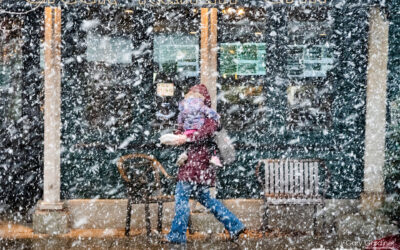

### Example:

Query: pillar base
xmin=360 ymin=192 xmax=385 ymax=211
xmin=37 ymin=200 xmax=64 ymax=210
xmin=33 ymin=201 xmax=69 ymax=235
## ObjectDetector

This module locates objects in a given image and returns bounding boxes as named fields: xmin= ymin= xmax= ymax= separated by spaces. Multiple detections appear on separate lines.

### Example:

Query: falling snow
xmin=0 ymin=0 xmax=399 ymax=249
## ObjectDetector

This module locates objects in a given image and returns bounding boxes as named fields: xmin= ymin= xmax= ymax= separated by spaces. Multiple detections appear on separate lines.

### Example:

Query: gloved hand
xmin=210 ymin=156 xmax=222 ymax=167
xmin=176 ymin=152 xmax=188 ymax=166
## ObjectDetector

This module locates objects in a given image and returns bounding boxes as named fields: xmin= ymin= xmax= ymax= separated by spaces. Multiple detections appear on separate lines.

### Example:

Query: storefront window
xmin=154 ymin=34 xmax=199 ymax=77
xmin=285 ymin=7 xmax=334 ymax=130
xmin=218 ymin=7 xmax=266 ymax=131
xmin=86 ymin=32 xmax=134 ymax=64
xmin=81 ymin=10 xmax=139 ymax=130
xmin=219 ymin=85 xmax=265 ymax=130
xmin=220 ymin=42 xmax=266 ymax=76
xmin=153 ymin=8 xmax=200 ymax=80
xmin=287 ymin=83 xmax=333 ymax=129
xmin=0 ymin=17 xmax=23 ymax=122
xmin=152 ymin=8 xmax=200 ymax=130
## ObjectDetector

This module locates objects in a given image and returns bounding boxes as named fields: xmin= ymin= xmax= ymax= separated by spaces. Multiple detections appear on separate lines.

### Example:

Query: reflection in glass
xmin=86 ymin=32 xmax=134 ymax=64
xmin=154 ymin=34 xmax=199 ymax=77
xmin=84 ymin=63 xmax=134 ymax=129
xmin=286 ymin=7 xmax=335 ymax=79
xmin=219 ymin=84 xmax=265 ymax=131
xmin=220 ymin=42 xmax=266 ymax=76
xmin=81 ymin=13 xmax=140 ymax=130
xmin=287 ymin=44 xmax=334 ymax=78
xmin=0 ymin=18 xmax=23 ymax=122
xmin=217 ymin=8 xmax=267 ymax=131
xmin=287 ymin=84 xmax=332 ymax=130
xmin=285 ymin=7 xmax=334 ymax=131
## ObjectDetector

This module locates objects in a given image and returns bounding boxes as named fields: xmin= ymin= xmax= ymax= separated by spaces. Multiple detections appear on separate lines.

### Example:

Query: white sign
xmin=157 ymin=83 xmax=174 ymax=97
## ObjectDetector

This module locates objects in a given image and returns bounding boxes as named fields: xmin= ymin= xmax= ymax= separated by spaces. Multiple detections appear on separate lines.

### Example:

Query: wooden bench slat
xmin=294 ymin=161 xmax=299 ymax=194
xmin=269 ymin=162 xmax=275 ymax=194
xmin=315 ymin=162 xmax=319 ymax=195
xmin=299 ymin=161 xmax=304 ymax=194
xmin=265 ymin=161 xmax=270 ymax=194
xmin=304 ymin=161 xmax=309 ymax=195
xmin=289 ymin=161 xmax=294 ymax=194
xmin=284 ymin=160 xmax=289 ymax=193
xmin=274 ymin=161 xmax=279 ymax=194
xmin=266 ymin=198 xmax=323 ymax=205
xmin=309 ymin=162 xmax=315 ymax=195
xmin=264 ymin=193 xmax=321 ymax=199
xmin=279 ymin=160 xmax=284 ymax=193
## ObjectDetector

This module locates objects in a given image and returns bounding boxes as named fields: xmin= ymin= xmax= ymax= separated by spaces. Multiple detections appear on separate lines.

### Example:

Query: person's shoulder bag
xmin=214 ymin=128 xmax=236 ymax=165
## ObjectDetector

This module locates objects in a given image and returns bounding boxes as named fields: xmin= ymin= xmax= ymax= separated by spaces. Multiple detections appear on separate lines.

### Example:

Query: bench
xmin=255 ymin=159 xmax=330 ymax=234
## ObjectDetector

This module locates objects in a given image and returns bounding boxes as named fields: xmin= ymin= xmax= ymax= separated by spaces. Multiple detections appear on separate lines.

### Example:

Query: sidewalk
xmin=1 ymin=198 xmax=398 ymax=249
xmin=0 ymin=221 xmax=378 ymax=249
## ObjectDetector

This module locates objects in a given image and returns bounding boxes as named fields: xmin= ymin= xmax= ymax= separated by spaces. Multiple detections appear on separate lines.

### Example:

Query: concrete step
xmin=65 ymin=199 xmax=327 ymax=233
xmin=60 ymin=198 xmax=399 ymax=237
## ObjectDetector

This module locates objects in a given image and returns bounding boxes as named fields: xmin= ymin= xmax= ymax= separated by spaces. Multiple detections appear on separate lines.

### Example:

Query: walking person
xmin=160 ymin=84 xmax=245 ymax=244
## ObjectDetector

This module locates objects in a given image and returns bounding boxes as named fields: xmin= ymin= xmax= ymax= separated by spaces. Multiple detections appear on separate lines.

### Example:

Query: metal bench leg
xmin=145 ymin=201 xmax=151 ymax=237
xmin=312 ymin=204 xmax=317 ymax=236
xmin=321 ymin=205 xmax=327 ymax=233
xmin=188 ymin=213 xmax=194 ymax=234
xmin=125 ymin=198 xmax=132 ymax=236
xmin=157 ymin=201 xmax=163 ymax=233
xmin=261 ymin=202 xmax=269 ymax=234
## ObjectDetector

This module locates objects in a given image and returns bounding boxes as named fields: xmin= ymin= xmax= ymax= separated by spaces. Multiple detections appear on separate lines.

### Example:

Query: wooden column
xmin=361 ymin=7 xmax=389 ymax=211
xmin=39 ymin=6 xmax=63 ymax=210
xmin=201 ymin=8 xmax=218 ymax=109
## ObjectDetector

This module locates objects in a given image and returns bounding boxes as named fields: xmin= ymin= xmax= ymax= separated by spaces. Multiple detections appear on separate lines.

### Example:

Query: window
xmin=287 ymin=44 xmax=334 ymax=78
xmin=219 ymin=84 xmax=265 ymax=130
xmin=86 ymin=32 xmax=134 ymax=64
xmin=0 ymin=18 xmax=23 ymax=122
xmin=287 ymin=83 xmax=332 ymax=129
xmin=219 ymin=42 xmax=266 ymax=76
xmin=285 ymin=7 xmax=334 ymax=130
xmin=153 ymin=34 xmax=199 ymax=77
xmin=217 ymin=7 xmax=267 ymax=131
xmin=151 ymin=8 xmax=201 ymax=130
xmin=80 ymin=12 xmax=139 ymax=130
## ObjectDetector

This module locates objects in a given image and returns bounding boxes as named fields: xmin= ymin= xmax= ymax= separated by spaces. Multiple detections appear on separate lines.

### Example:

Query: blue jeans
xmin=167 ymin=181 xmax=245 ymax=243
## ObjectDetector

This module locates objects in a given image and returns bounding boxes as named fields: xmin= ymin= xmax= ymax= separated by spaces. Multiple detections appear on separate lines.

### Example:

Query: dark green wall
xmin=0 ymin=9 xmax=44 ymax=212
xmin=385 ymin=0 xmax=400 ymax=194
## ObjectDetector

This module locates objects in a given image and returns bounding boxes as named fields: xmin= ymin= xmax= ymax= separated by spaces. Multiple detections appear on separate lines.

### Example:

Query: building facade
xmin=0 ymin=0 xmax=398 ymax=221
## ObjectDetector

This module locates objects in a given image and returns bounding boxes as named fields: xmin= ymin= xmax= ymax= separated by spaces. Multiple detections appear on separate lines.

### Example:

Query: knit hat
xmin=188 ymin=84 xmax=211 ymax=108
